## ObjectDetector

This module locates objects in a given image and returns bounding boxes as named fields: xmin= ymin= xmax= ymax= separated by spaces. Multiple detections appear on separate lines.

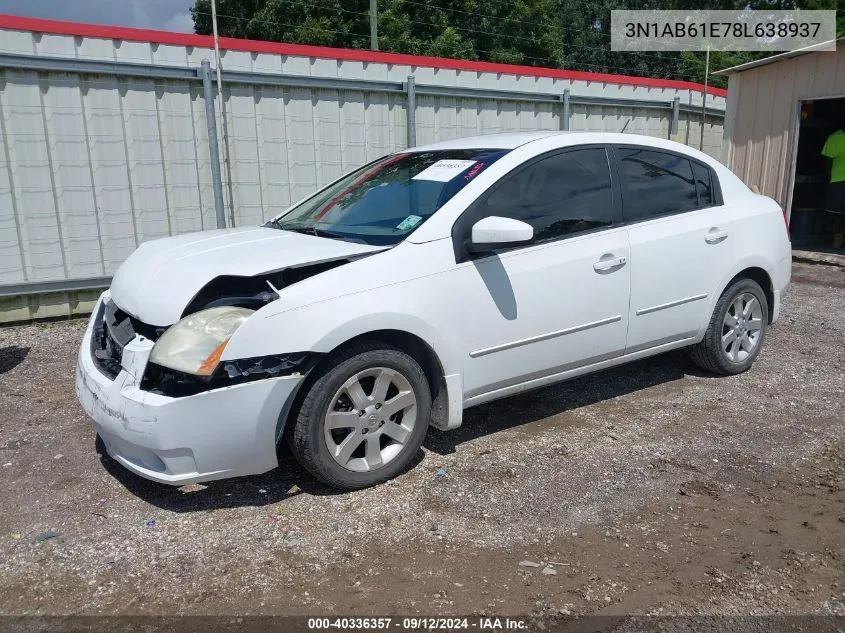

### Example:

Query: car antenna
xmin=266 ymin=279 xmax=282 ymax=295
xmin=620 ymin=119 xmax=631 ymax=133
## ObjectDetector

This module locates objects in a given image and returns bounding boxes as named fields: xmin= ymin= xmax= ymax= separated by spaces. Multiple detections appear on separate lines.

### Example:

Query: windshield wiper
xmin=303 ymin=227 xmax=349 ymax=240
xmin=267 ymin=221 xmax=359 ymax=243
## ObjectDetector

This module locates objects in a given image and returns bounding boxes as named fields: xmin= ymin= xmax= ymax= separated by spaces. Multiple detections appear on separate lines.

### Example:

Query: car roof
xmin=409 ymin=132 xmax=717 ymax=164
xmin=410 ymin=131 xmax=564 ymax=151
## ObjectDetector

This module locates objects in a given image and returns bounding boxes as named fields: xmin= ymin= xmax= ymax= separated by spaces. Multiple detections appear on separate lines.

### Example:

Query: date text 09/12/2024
xmin=307 ymin=617 xmax=528 ymax=630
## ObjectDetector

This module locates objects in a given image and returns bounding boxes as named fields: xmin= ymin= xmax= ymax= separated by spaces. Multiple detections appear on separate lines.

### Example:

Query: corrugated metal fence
xmin=0 ymin=21 xmax=727 ymax=322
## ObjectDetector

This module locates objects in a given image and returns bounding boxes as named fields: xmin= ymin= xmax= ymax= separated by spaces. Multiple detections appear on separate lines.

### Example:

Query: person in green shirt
xmin=822 ymin=128 xmax=845 ymax=249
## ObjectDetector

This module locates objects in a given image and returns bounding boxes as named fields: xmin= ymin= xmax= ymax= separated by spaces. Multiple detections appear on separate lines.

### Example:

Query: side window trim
xmin=611 ymin=143 xmax=723 ymax=226
xmin=692 ymin=160 xmax=721 ymax=209
xmin=710 ymin=165 xmax=724 ymax=206
xmin=451 ymin=144 xmax=621 ymax=263
xmin=693 ymin=167 xmax=702 ymax=208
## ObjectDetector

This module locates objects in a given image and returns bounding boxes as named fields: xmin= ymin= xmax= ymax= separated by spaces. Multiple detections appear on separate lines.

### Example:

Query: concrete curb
xmin=792 ymin=249 xmax=845 ymax=268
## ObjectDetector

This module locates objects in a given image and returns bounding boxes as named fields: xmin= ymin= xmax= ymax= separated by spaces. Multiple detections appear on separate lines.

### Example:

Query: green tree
xmin=190 ymin=0 xmax=842 ymax=90
xmin=798 ymin=0 xmax=845 ymax=36
xmin=191 ymin=0 xmax=371 ymax=47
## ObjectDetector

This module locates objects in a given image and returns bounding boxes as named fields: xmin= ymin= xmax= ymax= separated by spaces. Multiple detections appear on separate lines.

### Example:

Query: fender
xmin=696 ymin=253 xmax=779 ymax=341
xmin=225 ymin=300 xmax=461 ymax=377
xmin=222 ymin=258 xmax=467 ymax=430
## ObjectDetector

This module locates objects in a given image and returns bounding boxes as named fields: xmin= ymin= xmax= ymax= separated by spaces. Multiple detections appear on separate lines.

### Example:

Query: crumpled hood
xmin=109 ymin=227 xmax=385 ymax=326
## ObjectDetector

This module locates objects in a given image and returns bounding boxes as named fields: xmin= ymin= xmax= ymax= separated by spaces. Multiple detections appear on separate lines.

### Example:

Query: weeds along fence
xmin=0 ymin=18 xmax=727 ymax=322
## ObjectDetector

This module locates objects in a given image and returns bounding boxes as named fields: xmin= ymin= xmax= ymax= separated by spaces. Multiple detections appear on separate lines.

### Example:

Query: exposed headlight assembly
xmin=149 ymin=307 xmax=254 ymax=376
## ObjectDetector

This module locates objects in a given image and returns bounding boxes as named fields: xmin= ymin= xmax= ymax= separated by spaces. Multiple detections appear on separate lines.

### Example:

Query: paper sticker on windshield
xmin=396 ymin=215 xmax=423 ymax=231
xmin=412 ymin=160 xmax=477 ymax=182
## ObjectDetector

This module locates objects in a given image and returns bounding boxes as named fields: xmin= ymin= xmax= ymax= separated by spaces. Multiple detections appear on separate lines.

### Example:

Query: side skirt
xmin=462 ymin=336 xmax=698 ymax=409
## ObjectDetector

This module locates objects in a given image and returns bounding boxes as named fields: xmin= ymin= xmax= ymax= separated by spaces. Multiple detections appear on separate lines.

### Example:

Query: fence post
xmin=200 ymin=60 xmax=227 ymax=229
xmin=561 ymin=88 xmax=570 ymax=131
xmin=406 ymin=74 xmax=416 ymax=147
xmin=670 ymin=96 xmax=680 ymax=139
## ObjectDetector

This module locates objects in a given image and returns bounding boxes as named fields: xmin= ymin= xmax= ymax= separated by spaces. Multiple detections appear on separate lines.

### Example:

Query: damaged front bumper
xmin=75 ymin=293 xmax=304 ymax=485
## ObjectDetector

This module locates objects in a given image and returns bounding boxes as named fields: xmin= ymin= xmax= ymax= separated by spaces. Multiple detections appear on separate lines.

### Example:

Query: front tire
xmin=289 ymin=342 xmax=431 ymax=490
xmin=688 ymin=278 xmax=769 ymax=376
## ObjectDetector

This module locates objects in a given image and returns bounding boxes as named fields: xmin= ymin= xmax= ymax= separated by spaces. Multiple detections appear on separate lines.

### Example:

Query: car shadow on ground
xmin=0 ymin=345 xmax=29 ymax=374
xmin=98 ymin=350 xmax=713 ymax=512
xmin=95 ymin=435 xmax=405 ymax=512
xmin=425 ymin=350 xmax=713 ymax=455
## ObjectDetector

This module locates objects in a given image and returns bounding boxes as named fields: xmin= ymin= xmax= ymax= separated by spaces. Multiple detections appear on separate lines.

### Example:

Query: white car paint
xmin=456 ymin=224 xmax=631 ymax=398
xmin=110 ymin=226 xmax=385 ymax=326
xmin=76 ymin=300 xmax=302 ymax=483
xmin=76 ymin=131 xmax=792 ymax=485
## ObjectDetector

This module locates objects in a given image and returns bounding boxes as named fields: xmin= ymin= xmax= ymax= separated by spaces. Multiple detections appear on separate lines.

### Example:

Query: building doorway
xmin=789 ymin=97 xmax=845 ymax=251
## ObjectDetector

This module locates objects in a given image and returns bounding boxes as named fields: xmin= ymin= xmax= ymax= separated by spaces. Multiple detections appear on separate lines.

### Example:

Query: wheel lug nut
xmin=362 ymin=428 xmax=368 ymax=434
xmin=375 ymin=403 xmax=382 ymax=409
xmin=358 ymin=410 xmax=365 ymax=416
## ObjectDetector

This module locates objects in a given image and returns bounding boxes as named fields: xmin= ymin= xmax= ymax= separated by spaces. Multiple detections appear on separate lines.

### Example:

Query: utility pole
xmin=369 ymin=0 xmax=379 ymax=51
xmin=210 ymin=0 xmax=235 ymax=227
xmin=699 ymin=45 xmax=710 ymax=152
xmin=200 ymin=61 xmax=226 ymax=229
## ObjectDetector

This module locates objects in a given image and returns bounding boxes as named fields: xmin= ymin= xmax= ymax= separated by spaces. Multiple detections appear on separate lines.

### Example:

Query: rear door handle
xmin=705 ymin=229 xmax=728 ymax=244
xmin=593 ymin=255 xmax=627 ymax=272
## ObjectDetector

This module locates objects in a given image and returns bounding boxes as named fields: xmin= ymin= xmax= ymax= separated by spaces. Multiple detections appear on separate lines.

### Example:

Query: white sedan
xmin=76 ymin=132 xmax=792 ymax=489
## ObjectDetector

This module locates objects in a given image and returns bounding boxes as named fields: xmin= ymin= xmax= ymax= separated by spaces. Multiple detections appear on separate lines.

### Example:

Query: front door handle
xmin=705 ymin=228 xmax=728 ymax=244
xmin=593 ymin=255 xmax=627 ymax=272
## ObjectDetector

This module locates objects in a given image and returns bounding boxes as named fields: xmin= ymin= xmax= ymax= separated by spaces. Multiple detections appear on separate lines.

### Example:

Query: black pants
xmin=826 ymin=181 xmax=845 ymax=215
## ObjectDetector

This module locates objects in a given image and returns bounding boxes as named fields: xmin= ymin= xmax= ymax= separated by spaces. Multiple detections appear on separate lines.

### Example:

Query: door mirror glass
xmin=468 ymin=216 xmax=534 ymax=253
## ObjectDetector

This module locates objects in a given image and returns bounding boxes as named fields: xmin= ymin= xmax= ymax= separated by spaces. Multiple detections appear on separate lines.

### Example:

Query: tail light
xmin=781 ymin=206 xmax=790 ymax=237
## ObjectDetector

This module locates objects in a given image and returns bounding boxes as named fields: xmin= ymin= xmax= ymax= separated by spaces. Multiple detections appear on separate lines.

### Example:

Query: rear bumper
xmin=75 ymin=293 xmax=304 ymax=485
xmin=771 ymin=250 xmax=792 ymax=324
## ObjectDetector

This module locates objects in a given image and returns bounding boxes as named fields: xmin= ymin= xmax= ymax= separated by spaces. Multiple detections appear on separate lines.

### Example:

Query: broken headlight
xmin=149 ymin=306 xmax=254 ymax=376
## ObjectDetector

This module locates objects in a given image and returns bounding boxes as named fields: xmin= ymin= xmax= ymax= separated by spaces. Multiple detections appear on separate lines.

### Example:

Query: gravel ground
xmin=0 ymin=262 xmax=842 ymax=618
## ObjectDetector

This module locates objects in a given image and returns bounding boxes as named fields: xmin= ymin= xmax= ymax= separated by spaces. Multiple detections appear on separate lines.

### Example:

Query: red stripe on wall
xmin=0 ymin=13 xmax=728 ymax=98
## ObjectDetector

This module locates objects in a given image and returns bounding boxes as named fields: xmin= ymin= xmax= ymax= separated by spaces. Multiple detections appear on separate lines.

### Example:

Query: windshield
xmin=267 ymin=148 xmax=509 ymax=246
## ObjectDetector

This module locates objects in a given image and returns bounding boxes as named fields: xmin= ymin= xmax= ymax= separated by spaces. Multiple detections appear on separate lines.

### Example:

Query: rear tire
xmin=289 ymin=342 xmax=431 ymax=490
xmin=688 ymin=278 xmax=769 ymax=376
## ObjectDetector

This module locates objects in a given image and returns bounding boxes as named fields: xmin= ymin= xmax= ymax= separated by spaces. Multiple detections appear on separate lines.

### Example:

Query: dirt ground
xmin=0 ymin=262 xmax=843 ymax=621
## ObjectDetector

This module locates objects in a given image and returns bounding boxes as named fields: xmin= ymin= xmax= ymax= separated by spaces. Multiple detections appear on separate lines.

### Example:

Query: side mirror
xmin=467 ymin=216 xmax=534 ymax=254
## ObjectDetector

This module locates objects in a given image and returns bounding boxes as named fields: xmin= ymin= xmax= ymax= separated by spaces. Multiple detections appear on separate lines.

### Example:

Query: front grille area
xmin=90 ymin=302 xmax=128 ymax=379
xmin=90 ymin=300 xmax=158 ymax=380
xmin=90 ymin=299 xmax=320 ymax=395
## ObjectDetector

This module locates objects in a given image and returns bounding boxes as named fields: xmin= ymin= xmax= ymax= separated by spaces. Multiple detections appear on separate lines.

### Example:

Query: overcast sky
xmin=0 ymin=0 xmax=196 ymax=32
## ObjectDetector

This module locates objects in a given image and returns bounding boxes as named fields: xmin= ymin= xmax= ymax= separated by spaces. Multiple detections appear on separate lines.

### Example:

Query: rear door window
xmin=617 ymin=148 xmax=700 ymax=221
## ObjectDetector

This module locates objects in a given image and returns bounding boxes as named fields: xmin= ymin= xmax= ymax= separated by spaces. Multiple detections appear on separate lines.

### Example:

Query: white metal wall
xmin=0 ymin=26 xmax=726 ymax=321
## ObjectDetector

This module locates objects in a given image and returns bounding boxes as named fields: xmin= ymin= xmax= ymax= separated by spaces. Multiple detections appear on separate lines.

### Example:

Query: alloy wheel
xmin=323 ymin=367 xmax=418 ymax=472
xmin=721 ymin=292 xmax=764 ymax=363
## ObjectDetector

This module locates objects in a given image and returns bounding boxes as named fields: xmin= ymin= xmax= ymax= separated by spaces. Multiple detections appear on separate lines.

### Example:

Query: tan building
xmin=718 ymin=42 xmax=845 ymax=250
